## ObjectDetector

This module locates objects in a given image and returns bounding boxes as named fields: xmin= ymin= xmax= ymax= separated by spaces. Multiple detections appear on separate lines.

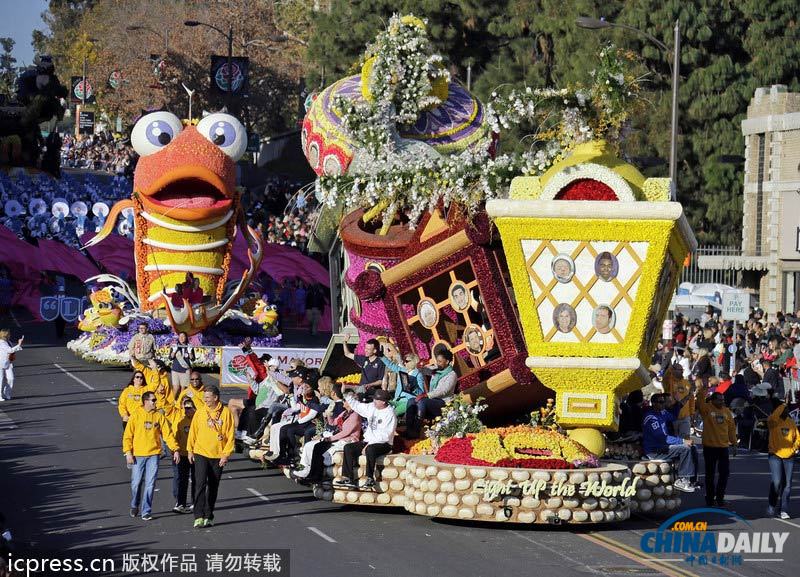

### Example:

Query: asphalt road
xmin=1 ymin=312 xmax=799 ymax=577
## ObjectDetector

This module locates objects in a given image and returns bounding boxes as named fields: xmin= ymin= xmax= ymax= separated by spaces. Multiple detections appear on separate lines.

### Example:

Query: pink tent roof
xmin=38 ymin=238 xmax=100 ymax=281
xmin=0 ymin=226 xmax=43 ymax=319
xmin=80 ymin=232 xmax=136 ymax=281
xmin=230 ymin=231 xmax=329 ymax=287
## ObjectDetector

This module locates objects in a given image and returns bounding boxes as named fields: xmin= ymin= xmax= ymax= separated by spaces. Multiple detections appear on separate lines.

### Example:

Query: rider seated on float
xmin=170 ymin=283 xmax=186 ymax=310
xmin=642 ymin=392 xmax=699 ymax=493
xmin=184 ymin=273 xmax=204 ymax=305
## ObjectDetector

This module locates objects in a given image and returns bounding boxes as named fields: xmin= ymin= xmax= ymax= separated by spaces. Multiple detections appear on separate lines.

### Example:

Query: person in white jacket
xmin=336 ymin=389 xmax=396 ymax=490
xmin=0 ymin=329 xmax=23 ymax=401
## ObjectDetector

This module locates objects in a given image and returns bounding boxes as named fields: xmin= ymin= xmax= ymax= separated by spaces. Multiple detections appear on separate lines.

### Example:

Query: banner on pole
xmin=210 ymin=55 xmax=249 ymax=95
xmin=219 ymin=346 xmax=326 ymax=387
xmin=71 ymin=76 xmax=95 ymax=103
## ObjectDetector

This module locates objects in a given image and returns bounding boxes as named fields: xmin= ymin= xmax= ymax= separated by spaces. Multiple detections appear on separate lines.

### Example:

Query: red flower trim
xmin=353 ymin=269 xmax=385 ymax=302
xmin=555 ymin=178 xmax=617 ymax=201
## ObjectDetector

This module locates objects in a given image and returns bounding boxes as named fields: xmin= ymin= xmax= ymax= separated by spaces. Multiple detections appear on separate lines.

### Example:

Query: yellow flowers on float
xmin=486 ymin=147 xmax=697 ymax=430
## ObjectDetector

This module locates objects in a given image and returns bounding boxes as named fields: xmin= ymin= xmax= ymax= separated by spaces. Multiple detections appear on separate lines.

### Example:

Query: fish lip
xmin=139 ymin=165 xmax=233 ymax=221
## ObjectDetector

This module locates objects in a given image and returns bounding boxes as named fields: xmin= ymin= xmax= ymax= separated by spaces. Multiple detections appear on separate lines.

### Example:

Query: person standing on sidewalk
xmin=123 ymin=392 xmax=180 ymax=521
xmin=766 ymin=399 xmax=800 ymax=519
xmin=0 ymin=329 xmax=23 ymax=401
xmin=171 ymin=399 xmax=197 ymax=514
xmin=187 ymin=385 xmax=234 ymax=529
xmin=695 ymin=381 xmax=737 ymax=508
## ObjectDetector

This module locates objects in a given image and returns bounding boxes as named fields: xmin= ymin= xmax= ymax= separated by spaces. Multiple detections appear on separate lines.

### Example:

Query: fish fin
xmin=82 ymin=199 xmax=134 ymax=248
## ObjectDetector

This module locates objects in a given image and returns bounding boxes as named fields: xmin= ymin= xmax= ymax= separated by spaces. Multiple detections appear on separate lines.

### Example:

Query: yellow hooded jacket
xmin=177 ymin=385 xmax=204 ymax=410
xmin=123 ymin=407 xmax=178 ymax=457
xmin=118 ymin=383 xmax=154 ymax=420
xmin=695 ymin=391 xmax=736 ymax=449
xmin=768 ymin=406 xmax=800 ymax=459
xmin=187 ymin=402 xmax=235 ymax=459
xmin=171 ymin=410 xmax=194 ymax=456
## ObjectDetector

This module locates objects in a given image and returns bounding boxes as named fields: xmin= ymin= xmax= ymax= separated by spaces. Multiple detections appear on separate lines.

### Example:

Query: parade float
xmin=286 ymin=15 xmax=693 ymax=524
xmin=67 ymin=110 xmax=276 ymax=366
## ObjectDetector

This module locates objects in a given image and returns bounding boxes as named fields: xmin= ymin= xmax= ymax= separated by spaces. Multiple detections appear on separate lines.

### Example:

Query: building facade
xmin=699 ymin=85 xmax=800 ymax=315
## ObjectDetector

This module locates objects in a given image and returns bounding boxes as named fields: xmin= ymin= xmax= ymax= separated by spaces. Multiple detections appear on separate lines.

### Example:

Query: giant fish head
xmin=131 ymin=111 xmax=248 ymax=221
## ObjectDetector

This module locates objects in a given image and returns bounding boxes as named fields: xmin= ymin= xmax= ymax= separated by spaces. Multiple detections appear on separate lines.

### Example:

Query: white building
xmin=699 ymin=85 xmax=800 ymax=315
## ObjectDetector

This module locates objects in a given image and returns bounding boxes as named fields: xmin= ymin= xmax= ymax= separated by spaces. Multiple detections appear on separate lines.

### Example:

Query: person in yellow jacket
xmin=118 ymin=371 xmax=153 ymax=429
xmin=122 ymin=392 xmax=180 ymax=521
xmin=187 ymin=384 xmax=234 ymax=528
xmin=177 ymin=371 xmax=205 ymax=410
xmin=696 ymin=381 xmax=737 ymax=508
xmin=666 ymin=366 xmax=695 ymax=438
xmin=767 ymin=400 xmax=800 ymax=519
xmin=170 ymin=399 xmax=197 ymax=514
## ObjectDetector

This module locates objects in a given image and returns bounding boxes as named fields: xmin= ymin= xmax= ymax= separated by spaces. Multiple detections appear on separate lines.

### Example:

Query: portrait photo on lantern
xmin=551 ymin=254 xmax=575 ymax=284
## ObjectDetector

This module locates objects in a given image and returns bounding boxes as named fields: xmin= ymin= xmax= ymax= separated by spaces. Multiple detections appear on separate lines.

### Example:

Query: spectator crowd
xmin=612 ymin=304 xmax=800 ymax=518
xmin=60 ymin=132 xmax=137 ymax=176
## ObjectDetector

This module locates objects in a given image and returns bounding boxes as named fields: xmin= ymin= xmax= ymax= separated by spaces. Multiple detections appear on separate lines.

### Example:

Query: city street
xmin=1 ymin=314 xmax=798 ymax=577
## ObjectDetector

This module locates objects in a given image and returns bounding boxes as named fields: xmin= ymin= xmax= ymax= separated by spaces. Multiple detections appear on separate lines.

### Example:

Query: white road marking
xmin=106 ymin=398 xmax=118 ymax=406
xmin=247 ymin=488 xmax=270 ymax=502
xmin=9 ymin=308 xmax=20 ymax=328
xmin=776 ymin=517 xmax=800 ymax=529
xmin=53 ymin=363 xmax=95 ymax=391
xmin=307 ymin=526 xmax=337 ymax=543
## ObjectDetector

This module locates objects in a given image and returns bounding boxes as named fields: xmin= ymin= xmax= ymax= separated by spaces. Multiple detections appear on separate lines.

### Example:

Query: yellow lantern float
xmin=487 ymin=141 xmax=696 ymax=430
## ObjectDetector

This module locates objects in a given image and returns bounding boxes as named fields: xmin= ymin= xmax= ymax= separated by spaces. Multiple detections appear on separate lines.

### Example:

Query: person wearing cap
xmin=336 ymin=388 xmax=396 ymax=490
xmin=642 ymin=391 xmax=698 ymax=493
xmin=264 ymin=373 xmax=323 ymax=466
xmin=766 ymin=398 xmax=800 ymax=519
xmin=695 ymin=381 xmax=737 ymax=508
xmin=171 ymin=398 xmax=197 ymax=514
xmin=187 ymin=385 xmax=235 ymax=528
xmin=123 ymin=391 xmax=180 ymax=521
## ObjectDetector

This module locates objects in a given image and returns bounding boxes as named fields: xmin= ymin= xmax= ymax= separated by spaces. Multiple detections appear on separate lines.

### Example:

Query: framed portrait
xmin=552 ymin=303 xmax=577 ymax=333
xmin=594 ymin=251 xmax=619 ymax=282
xmin=592 ymin=305 xmax=616 ymax=334
xmin=449 ymin=281 xmax=471 ymax=312
xmin=417 ymin=297 xmax=439 ymax=329
xmin=551 ymin=254 xmax=575 ymax=284
xmin=463 ymin=324 xmax=486 ymax=355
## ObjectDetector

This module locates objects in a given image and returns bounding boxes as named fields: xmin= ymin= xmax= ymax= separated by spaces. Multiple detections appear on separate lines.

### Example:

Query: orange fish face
xmin=131 ymin=112 xmax=247 ymax=221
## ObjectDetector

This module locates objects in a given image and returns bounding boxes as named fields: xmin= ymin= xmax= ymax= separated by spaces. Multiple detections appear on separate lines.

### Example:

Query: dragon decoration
xmin=84 ymin=111 xmax=263 ymax=335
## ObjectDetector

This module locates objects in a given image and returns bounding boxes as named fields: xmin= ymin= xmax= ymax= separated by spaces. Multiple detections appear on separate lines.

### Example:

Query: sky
xmin=0 ymin=0 xmax=49 ymax=68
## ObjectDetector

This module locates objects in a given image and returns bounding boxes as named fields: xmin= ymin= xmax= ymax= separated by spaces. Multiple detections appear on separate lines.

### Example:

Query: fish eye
xmin=196 ymin=112 xmax=247 ymax=161
xmin=131 ymin=111 xmax=183 ymax=156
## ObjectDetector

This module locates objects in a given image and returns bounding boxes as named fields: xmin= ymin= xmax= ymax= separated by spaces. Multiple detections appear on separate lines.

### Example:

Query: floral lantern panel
xmin=487 ymin=146 xmax=696 ymax=429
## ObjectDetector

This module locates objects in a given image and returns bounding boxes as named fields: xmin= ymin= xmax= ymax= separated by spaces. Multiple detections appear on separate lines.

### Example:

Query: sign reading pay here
xmin=721 ymin=291 xmax=749 ymax=322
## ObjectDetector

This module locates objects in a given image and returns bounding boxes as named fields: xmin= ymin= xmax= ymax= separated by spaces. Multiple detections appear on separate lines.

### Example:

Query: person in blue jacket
xmin=643 ymin=390 xmax=698 ymax=493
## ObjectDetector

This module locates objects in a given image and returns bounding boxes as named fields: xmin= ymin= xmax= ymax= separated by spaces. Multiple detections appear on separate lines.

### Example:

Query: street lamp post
xmin=184 ymin=20 xmax=234 ymax=111
xmin=576 ymin=16 xmax=681 ymax=200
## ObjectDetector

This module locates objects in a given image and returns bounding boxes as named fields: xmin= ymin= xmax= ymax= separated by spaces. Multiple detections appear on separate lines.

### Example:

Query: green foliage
xmin=0 ymin=37 xmax=16 ymax=100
